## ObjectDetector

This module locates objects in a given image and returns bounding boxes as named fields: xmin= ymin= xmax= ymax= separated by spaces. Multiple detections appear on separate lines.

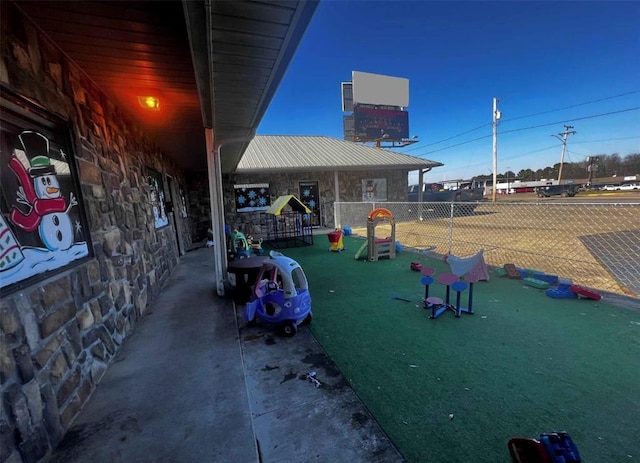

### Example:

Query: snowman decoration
xmin=9 ymin=131 xmax=78 ymax=252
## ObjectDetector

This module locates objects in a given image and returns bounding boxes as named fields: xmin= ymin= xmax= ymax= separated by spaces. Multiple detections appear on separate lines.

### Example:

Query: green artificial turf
xmin=276 ymin=236 xmax=640 ymax=463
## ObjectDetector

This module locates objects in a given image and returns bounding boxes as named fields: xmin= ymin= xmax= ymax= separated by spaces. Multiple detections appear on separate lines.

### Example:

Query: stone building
xmin=1 ymin=2 xmax=442 ymax=462
xmin=222 ymin=135 xmax=441 ymax=236
xmin=0 ymin=2 xmax=318 ymax=462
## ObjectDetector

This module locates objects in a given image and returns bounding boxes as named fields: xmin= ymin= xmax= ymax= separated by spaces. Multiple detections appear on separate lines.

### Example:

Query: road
xmin=495 ymin=191 xmax=640 ymax=203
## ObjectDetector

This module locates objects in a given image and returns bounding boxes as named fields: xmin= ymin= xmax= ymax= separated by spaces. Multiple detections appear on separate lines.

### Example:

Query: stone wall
xmin=187 ymin=173 xmax=213 ymax=244
xmin=225 ymin=169 xmax=409 ymax=234
xmin=1 ymin=4 xmax=188 ymax=462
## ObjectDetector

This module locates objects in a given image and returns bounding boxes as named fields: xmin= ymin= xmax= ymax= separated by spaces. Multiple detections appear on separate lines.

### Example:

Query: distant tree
xmin=472 ymin=152 xmax=639 ymax=181
xmin=622 ymin=153 xmax=640 ymax=174
xmin=518 ymin=169 xmax=535 ymax=181
xmin=561 ymin=161 xmax=585 ymax=180
xmin=602 ymin=153 xmax=623 ymax=177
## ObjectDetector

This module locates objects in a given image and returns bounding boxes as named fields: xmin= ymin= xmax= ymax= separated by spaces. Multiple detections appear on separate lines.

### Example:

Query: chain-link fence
xmin=336 ymin=201 xmax=640 ymax=298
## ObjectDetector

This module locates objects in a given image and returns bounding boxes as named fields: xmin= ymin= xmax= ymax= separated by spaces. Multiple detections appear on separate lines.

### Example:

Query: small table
xmin=227 ymin=256 xmax=269 ymax=304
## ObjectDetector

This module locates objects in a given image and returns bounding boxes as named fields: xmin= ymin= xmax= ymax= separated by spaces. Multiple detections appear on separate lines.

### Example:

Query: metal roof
xmin=235 ymin=136 xmax=444 ymax=173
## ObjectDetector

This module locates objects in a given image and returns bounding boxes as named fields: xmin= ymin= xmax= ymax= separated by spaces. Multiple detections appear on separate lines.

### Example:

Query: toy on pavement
xmin=244 ymin=251 xmax=312 ymax=337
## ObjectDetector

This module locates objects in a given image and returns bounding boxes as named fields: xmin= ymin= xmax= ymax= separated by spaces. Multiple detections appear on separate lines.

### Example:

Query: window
xmin=234 ymin=183 xmax=271 ymax=212
xmin=146 ymin=167 xmax=169 ymax=228
xmin=1 ymin=89 xmax=92 ymax=293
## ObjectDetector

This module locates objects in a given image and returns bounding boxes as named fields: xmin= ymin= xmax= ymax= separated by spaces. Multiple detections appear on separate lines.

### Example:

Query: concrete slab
xmin=49 ymin=248 xmax=258 ymax=463
xmin=236 ymin=314 xmax=404 ymax=462
xmin=48 ymin=247 xmax=404 ymax=462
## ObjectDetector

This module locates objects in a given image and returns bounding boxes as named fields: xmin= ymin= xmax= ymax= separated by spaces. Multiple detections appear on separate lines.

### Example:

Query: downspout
xmin=418 ymin=167 xmax=431 ymax=221
xmin=333 ymin=170 xmax=340 ymax=228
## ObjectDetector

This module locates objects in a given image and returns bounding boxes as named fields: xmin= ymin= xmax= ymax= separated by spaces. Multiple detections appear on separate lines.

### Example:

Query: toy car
xmin=244 ymin=251 xmax=312 ymax=336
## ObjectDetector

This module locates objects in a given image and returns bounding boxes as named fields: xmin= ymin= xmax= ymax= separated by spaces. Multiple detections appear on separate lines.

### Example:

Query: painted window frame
xmin=0 ymin=88 xmax=93 ymax=295
xmin=146 ymin=167 xmax=169 ymax=229
xmin=361 ymin=178 xmax=388 ymax=202
xmin=234 ymin=183 xmax=271 ymax=213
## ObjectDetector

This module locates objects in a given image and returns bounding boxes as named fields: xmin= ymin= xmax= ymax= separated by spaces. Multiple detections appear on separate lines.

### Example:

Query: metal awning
xmin=16 ymin=0 xmax=319 ymax=173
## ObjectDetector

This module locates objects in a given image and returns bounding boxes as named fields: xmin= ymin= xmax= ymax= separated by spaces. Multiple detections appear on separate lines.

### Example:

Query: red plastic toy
xmin=569 ymin=284 xmax=602 ymax=301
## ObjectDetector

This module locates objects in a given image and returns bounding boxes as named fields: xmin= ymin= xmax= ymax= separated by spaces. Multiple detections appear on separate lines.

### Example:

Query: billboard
xmin=342 ymin=114 xmax=355 ymax=141
xmin=353 ymin=105 xmax=409 ymax=140
xmin=341 ymin=82 xmax=353 ymax=112
xmin=352 ymin=71 xmax=409 ymax=107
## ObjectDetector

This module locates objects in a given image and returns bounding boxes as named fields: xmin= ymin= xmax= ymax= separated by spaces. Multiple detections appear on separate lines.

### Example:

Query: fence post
xmin=334 ymin=201 xmax=340 ymax=229
xmin=448 ymin=201 xmax=454 ymax=255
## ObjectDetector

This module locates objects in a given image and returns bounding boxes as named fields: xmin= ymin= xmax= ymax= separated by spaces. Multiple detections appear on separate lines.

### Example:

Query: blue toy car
xmin=244 ymin=251 xmax=312 ymax=336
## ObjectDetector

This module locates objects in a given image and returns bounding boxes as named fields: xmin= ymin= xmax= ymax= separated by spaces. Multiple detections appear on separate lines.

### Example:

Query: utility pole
xmin=492 ymin=97 xmax=501 ymax=203
xmin=586 ymin=156 xmax=599 ymax=186
xmin=552 ymin=125 xmax=576 ymax=184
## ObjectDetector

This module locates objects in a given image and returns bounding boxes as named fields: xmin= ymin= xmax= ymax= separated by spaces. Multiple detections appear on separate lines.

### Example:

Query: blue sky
xmin=258 ymin=1 xmax=640 ymax=183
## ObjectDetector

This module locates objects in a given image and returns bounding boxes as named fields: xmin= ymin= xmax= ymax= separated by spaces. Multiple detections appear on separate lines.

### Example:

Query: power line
xmin=501 ymin=90 xmax=640 ymax=123
xmin=409 ymin=107 xmax=640 ymax=158
xmin=434 ymin=144 xmax=559 ymax=176
xmin=412 ymin=133 xmax=492 ymax=157
xmin=500 ymin=107 xmax=640 ymax=135
xmin=573 ymin=135 xmax=640 ymax=145
xmin=402 ymin=122 xmax=491 ymax=152
xmin=567 ymin=149 xmax=588 ymax=158
xmin=504 ymin=144 xmax=559 ymax=161
xmin=403 ymin=92 xmax=639 ymax=154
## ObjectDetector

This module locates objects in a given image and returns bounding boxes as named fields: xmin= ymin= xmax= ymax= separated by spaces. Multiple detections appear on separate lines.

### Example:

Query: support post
xmin=205 ymin=128 xmax=227 ymax=296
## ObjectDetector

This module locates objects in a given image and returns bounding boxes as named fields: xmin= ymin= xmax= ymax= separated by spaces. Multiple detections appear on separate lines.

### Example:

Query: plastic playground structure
xmin=420 ymin=250 xmax=489 ymax=319
xmin=327 ymin=229 xmax=344 ymax=252
xmin=354 ymin=207 xmax=396 ymax=261
xmin=227 ymin=229 xmax=251 ymax=260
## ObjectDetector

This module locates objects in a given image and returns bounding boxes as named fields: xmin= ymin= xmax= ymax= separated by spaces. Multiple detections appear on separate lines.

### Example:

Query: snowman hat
xmin=18 ymin=131 xmax=55 ymax=176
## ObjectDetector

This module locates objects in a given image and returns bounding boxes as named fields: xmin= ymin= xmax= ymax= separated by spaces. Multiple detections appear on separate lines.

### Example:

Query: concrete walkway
xmin=50 ymin=247 xmax=404 ymax=462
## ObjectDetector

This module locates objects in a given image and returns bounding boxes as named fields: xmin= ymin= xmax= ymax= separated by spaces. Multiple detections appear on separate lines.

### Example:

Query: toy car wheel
xmin=282 ymin=321 xmax=297 ymax=337
xmin=301 ymin=312 xmax=313 ymax=326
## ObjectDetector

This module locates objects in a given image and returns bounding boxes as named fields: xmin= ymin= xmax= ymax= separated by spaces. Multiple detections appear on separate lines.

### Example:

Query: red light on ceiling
xmin=137 ymin=96 xmax=160 ymax=110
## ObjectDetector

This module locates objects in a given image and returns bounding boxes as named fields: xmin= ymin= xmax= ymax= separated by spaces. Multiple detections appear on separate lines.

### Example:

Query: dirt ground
xmin=349 ymin=193 xmax=640 ymax=297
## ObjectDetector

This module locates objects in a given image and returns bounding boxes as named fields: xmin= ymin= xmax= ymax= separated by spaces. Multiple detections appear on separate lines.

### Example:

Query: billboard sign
xmin=343 ymin=114 xmax=355 ymax=141
xmin=341 ymin=82 xmax=353 ymax=112
xmin=352 ymin=71 xmax=409 ymax=107
xmin=353 ymin=105 xmax=409 ymax=140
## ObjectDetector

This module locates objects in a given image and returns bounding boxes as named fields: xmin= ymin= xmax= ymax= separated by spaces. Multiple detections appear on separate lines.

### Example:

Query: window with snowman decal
xmin=146 ymin=168 xmax=169 ymax=229
xmin=1 ymin=93 xmax=91 ymax=293
xmin=361 ymin=178 xmax=387 ymax=202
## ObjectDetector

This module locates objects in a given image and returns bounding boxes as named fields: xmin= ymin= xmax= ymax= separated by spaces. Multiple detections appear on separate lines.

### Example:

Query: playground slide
xmin=354 ymin=241 xmax=368 ymax=260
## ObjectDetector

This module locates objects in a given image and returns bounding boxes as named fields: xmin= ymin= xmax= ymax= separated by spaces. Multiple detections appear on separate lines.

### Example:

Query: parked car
xmin=408 ymin=183 xmax=484 ymax=202
xmin=619 ymin=183 xmax=640 ymax=191
xmin=407 ymin=183 xmax=483 ymax=217
xmin=536 ymin=185 xmax=577 ymax=198
xmin=601 ymin=184 xmax=621 ymax=191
